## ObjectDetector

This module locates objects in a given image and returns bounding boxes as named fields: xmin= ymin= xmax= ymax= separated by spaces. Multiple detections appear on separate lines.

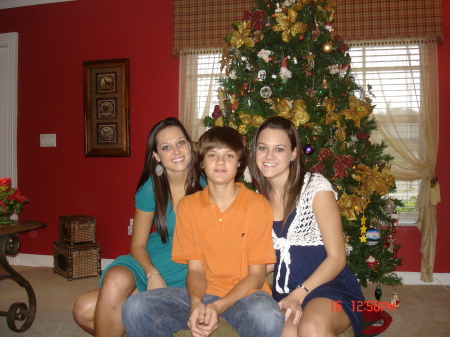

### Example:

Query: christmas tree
xmin=204 ymin=0 xmax=402 ymax=287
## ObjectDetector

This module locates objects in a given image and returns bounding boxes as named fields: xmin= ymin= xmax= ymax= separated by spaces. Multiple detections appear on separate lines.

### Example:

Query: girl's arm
xmin=130 ymin=208 xmax=166 ymax=289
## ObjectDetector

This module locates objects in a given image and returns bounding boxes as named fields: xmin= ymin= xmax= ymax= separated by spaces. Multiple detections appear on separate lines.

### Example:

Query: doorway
xmin=0 ymin=32 xmax=18 ymax=184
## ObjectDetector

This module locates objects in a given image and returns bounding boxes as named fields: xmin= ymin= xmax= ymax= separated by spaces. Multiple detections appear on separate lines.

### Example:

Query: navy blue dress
xmin=272 ymin=210 xmax=365 ymax=336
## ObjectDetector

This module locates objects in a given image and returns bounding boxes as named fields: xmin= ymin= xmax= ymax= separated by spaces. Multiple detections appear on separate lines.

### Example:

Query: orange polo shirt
xmin=172 ymin=183 xmax=275 ymax=298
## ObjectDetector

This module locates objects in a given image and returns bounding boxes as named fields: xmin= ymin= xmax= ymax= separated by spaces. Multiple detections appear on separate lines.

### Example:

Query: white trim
xmin=0 ymin=0 xmax=75 ymax=10
xmin=0 ymin=32 xmax=18 ymax=206
xmin=7 ymin=253 xmax=450 ymax=285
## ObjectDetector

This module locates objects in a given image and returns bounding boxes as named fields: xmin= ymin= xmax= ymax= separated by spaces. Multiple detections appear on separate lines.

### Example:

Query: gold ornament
xmin=273 ymin=98 xmax=310 ymax=126
xmin=337 ymin=192 xmax=356 ymax=220
xmin=272 ymin=8 xmax=308 ymax=43
xmin=324 ymin=2 xmax=337 ymax=22
xmin=214 ymin=116 xmax=224 ymax=127
xmin=230 ymin=21 xmax=255 ymax=49
xmin=239 ymin=112 xmax=252 ymax=125
xmin=337 ymin=191 xmax=371 ymax=220
xmin=238 ymin=112 xmax=265 ymax=131
xmin=324 ymin=97 xmax=337 ymax=125
xmin=352 ymin=164 xmax=396 ymax=196
xmin=340 ymin=94 xmax=371 ymax=128
xmin=238 ymin=124 xmax=248 ymax=135
xmin=335 ymin=126 xmax=346 ymax=142
xmin=322 ymin=42 xmax=333 ymax=53
xmin=252 ymin=115 xmax=265 ymax=127
xmin=291 ymin=100 xmax=310 ymax=126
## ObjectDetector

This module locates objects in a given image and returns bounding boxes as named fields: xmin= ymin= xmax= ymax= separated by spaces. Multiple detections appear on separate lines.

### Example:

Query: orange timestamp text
xmin=331 ymin=300 xmax=397 ymax=312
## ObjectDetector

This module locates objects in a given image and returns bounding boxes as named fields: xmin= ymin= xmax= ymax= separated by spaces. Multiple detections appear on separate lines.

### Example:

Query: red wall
xmin=0 ymin=0 xmax=179 ymax=258
xmin=0 ymin=0 xmax=449 ymax=273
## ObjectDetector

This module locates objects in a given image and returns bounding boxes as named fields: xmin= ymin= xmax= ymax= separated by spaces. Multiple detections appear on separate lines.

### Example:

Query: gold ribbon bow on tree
xmin=323 ymin=1 xmax=337 ymax=21
xmin=266 ymin=98 xmax=310 ymax=127
xmin=310 ymin=148 xmax=354 ymax=178
xmin=230 ymin=21 xmax=255 ymax=49
xmin=351 ymin=163 xmax=396 ymax=196
xmin=324 ymin=97 xmax=346 ymax=142
xmin=237 ymin=112 xmax=265 ymax=135
xmin=339 ymin=94 xmax=371 ymax=128
xmin=272 ymin=7 xmax=308 ymax=43
xmin=337 ymin=191 xmax=371 ymax=220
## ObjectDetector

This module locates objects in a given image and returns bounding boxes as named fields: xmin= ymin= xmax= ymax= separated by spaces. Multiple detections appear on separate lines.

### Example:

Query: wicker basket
xmin=59 ymin=215 xmax=96 ymax=244
xmin=53 ymin=241 xmax=101 ymax=280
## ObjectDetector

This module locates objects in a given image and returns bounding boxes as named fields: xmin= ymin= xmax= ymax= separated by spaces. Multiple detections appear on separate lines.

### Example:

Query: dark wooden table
xmin=0 ymin=220 xmax=46 ymax=332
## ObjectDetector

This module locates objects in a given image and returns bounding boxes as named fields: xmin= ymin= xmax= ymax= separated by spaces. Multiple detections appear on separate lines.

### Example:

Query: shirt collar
xmin=198 ymin=182 xmax=248 ymax=210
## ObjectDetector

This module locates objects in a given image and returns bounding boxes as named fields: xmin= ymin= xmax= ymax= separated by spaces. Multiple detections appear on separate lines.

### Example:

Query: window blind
xmin=173 ymin=0 xmax=443 ymax=57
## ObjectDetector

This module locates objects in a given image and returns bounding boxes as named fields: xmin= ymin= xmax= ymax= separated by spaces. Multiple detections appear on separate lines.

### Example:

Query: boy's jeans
xmin=122 ymin=287 xmax=284 ymax=337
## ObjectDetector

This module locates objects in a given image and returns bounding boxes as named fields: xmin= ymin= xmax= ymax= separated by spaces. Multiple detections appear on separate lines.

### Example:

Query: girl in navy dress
xmin=249 ymin=116 xmax=364 ymax=337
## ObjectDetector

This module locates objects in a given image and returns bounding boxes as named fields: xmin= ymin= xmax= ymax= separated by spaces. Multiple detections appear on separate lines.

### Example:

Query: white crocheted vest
xmin=273 ymin=172 xmax=337 ymax=293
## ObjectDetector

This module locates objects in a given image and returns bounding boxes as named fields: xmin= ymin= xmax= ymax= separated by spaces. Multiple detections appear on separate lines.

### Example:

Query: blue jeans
xmin=122 ymin=287 xmax=284 ymax=337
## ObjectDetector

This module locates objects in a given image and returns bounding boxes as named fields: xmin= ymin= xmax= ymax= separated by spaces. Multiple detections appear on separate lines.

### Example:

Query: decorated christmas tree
xmin=204 ymin=0 xmax=402 ymax=287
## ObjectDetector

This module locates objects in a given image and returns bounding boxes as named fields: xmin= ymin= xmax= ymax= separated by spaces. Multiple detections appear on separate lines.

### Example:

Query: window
xmin=350 ymin=45 xmax=422 ymax=225
xmin=195 ymin=54 xmax=222 ymax=122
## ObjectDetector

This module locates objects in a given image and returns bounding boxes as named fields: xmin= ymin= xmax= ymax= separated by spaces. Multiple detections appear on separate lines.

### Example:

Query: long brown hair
xmin=136 ymin=117 xmax=202 ymax=243
xmin=248 ymin=116 xmax=306 ymax=223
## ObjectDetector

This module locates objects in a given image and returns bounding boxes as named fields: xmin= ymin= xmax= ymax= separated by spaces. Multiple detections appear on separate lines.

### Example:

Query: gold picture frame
xmin=84 ymin=58 xmax=130 ymax=157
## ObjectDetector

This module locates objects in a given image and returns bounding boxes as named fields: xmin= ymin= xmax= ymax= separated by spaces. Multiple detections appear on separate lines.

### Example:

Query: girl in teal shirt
xmin=73 ymin=118 xmax=203 ymax=337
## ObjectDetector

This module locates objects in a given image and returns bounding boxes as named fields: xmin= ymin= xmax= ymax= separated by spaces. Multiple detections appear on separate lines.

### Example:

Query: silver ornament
xmin=260 ymin=86 xmax=272 ymax=98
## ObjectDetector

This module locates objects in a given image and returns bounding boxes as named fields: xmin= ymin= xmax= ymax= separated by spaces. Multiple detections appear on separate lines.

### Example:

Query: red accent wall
xmin=0 ymin=0 xmax=179 ymax=258
xmin=0 ymin=0 xmax=449 ymax=273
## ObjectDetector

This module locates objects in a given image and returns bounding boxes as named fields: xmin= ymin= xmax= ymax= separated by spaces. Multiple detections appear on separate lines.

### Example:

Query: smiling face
xmin=202 ymin=147 xmax=239 ymax=186
xmin=153 ymin=126 xmax=191 ymax=174
xmin=255 ymin=128 xmax=297 ymax=183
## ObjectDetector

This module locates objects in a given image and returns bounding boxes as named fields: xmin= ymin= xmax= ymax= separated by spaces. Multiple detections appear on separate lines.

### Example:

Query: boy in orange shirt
xmin=122 ymin=126 xmax=284 ymax=337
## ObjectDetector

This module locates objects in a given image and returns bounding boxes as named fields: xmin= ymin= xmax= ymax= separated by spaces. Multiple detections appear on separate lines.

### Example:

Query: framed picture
xmin=84 ymin=58 xmax=130 ymax=157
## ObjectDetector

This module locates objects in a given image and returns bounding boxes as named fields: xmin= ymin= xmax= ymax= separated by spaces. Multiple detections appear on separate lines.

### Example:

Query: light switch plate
xmin=40 ymin=134 xmax=56 ymax=147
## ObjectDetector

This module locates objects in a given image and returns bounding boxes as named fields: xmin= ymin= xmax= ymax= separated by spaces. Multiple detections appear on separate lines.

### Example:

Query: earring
xmin=155 ymin=164 xmax=164 ymax=177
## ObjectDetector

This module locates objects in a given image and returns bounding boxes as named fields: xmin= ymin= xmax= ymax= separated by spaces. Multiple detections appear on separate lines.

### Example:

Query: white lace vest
xmin=272 ymin=172 xmax=337 ymax=294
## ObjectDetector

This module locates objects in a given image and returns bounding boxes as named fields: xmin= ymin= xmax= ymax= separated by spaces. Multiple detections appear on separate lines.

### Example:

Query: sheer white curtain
xmin=178 ymin=52 xmax=222 ymax=141
xmin=369 ymin=43 xmax=441 ymax=281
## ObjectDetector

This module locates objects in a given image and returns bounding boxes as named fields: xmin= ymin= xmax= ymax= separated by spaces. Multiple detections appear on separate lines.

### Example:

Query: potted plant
xmin=0 ymin=178 xmax=29 ymax=224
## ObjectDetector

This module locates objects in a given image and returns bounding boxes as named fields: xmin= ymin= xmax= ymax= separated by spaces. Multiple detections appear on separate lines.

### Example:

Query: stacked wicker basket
xmin=53 ymin=215 xmax=101 ymax=280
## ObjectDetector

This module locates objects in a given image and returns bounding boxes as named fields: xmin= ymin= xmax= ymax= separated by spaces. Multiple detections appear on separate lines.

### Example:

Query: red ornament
xmin=339 ymin=44 xmax=348 ymax=53
xmin=366 ymin=255 xmax=378 ymax=269
xmin=356 ymin=132 xmax=370 ymax=140
xmin=212 ymin=105 xmax=223 ymax=119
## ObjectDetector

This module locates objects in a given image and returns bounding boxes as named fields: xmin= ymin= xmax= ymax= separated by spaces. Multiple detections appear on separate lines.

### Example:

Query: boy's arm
xmin=186 ymin=260 xmax=218 ymax=337
xmin=209 ymin=264 xmax=267 ymax=315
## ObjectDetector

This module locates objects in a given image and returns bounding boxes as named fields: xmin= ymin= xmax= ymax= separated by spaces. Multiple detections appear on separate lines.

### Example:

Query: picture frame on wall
xmin=84 ymin=58 xmax=130 ymax=157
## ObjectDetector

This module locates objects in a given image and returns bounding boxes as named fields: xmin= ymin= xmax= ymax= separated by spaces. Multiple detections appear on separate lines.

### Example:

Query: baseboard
xmin=7 ymin=253 xmax=450 ymax=286
xmin=7 ymin=253 xmax=114 ymax=271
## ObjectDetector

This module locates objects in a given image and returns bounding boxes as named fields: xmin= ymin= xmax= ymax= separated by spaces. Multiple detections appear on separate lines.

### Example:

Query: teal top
xmin=99 ymin=176 xmax=200 ymax=292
